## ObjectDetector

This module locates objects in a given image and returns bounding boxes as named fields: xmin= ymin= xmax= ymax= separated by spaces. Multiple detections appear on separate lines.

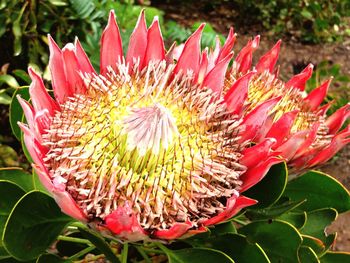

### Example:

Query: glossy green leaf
xmin=0 ymin=181 xmax=26 ymax=246
xmin=36 ymin=254 xmax=68 ymax=262
xmin=0 ymin=168 xmax=33 ymax=192
xmin=300 ymin=208 xmax=337 ymax=242
xmin=247 ymin=200 xmax=306 ymax=220
xmin=77 ymin=225 xmax=120 ymax=263
xmin=9 ymin=86 xmax=29 ymax=141
xmin=0 ymin=75 xmax=19 ymax=89
xmin=298 ymin=246 xmax=319 ymax=263
xmin=302 ymin=235 xmax=325 ymax=255
xmin=283 ymin=171 xmax=350 ymax=213
xmin=165 ymin=247 xmax=234 ymax=263
xmin=12 ymin=70 xmax=30 ymax=84
xmin=320 ymin=251 xmax=350 ymax=262
xmin=206 ymin=233 xmax=270 ymax=263
xmin=278 ymin=212 xmax=307 ymax=229
xmin=210 ymin=221 xmax=237 ymax=235
xmin=0 ymin=90 xmax=11 ymax=105
xmin=2 ymin=191 xmax=73 ymax=261
xmin=239 ymin=220 xmax=302 ymax=263
xmin=244 ymin=163 xmax=288 ymax=208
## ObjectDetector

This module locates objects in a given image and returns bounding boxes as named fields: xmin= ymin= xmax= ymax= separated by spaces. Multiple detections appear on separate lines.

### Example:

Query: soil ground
xmin=151 ymin=0 xmax=350 ymax=251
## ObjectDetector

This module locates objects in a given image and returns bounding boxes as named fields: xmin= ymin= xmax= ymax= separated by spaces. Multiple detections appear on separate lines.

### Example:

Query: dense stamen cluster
xmin=42 ymin=62 xmax=246 ymax=231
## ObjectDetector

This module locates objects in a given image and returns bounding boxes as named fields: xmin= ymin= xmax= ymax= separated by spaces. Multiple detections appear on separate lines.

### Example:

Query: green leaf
xmin=298 ymin=246 xmax=319 ymax=263
xmin=283 ymin=171 xmax=350 ymax=213
xmin=278 ymin=212 xmax=307 ymax=229
xmin=165 ymin=247 xmax=234 ymax=263
xmin=239 ymin=220 xmax=302 ymax=263
xmin=0 ymin=181 xmax=26 ymax=246
xmin=12 ymin=70 xmax=30 ymax=84
xmin=244 ymin=163 xmax=288 ymax=208
xmin=77 ymin=225 xmax=120 ymax=263
xmin=320 ymin=251 xmax=350 ymax=262
xmin=36 ymin=253 xmax=68 ymax=262
xmin=210 ymin=221 xmax=237 ymax=235
xmin=301 ymin=9 xmax=313 ymax=20
xmin=0 ymin=75 xmax=19 ymax=89
xmin=0 ymin=168 xmax=34 ymax=192
xmin=0 ymin=90 xmax=11 ymax=105
xmin=247 ymin=200 xmax=306 ymax=220
xmin=302 ymin=235 xmax=325 ymax=255
xmin=300 ymin=208 xmax=337 ymax=242
xmin=206 ymin=233 xmax=270 ymax=263
xmin=2 ymin=191 xmax=73 ymax=261
xmin=9 ymin=87 xmax=29 ymax=141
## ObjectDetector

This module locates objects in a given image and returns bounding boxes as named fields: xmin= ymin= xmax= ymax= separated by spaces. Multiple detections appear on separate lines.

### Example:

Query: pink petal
xmin=285 ymin=64 xmax=313 ymax=91
xmin=216 ymin=27 xmax=236 ymax=63
xmin=196 ymin=48 xmax=208 ymax=84
xmin=126 ymin=9 xmax=148 ymax=68
xmin=241 ymin=138 xmax=277 ymax=167
xmin=17 ymin=95 xmax=35 ymax=133
xmin=202 ymin=195 xmax=257 ymax=226
xmin=240 ymin=97 xmax=281 ymax=143
xmin=235 ymin=35 xmax=260 ymax=74
xmin=32 ymin=165 xmax=54 ymax=192
xmin=100 ymin=10 xmax=123 ymax=75
xmin=307 ymin=125 xmax=350 ymax=167
xmin=172 ymin=43 xmax=184 ymax=61
xmin=154 ymin=221 xmax=192 ymax=240
xmin=62 ymin=43 xmax=86 ymax=94
xmin=28 ymin=67 xmax=59 ymax=115
xmin=173 ymin=23 xmax=205 ymax=77
xmin=240 ymin=156 xmax=282 ymax=192
xmin=276 ymin=130 xmax=309 ymax=160
xmin=293 ymin=123 xmax=320 ymax=158
xmin=317 ymin=101 xmax=333 ymax=116
xmin=165 ymin=42 xmax=177 ymax=65
xmin=143 ymin=17 xmax=165 ymax=67
xmin=207 ymin=36 xmax=221 ymax=72
xmin=266 ymin=110 xmax=299 ymax=147
xmin=48 ymin=35 xmax=71 ymax=104
xmin=74 ymin=37 xmax=96 ymax=74
xmin=325 ymin=103 xmax=350 ymax=134
xmin=105 ymin=204 xmax=147 ymax=241
xmin=305 ymin=79 xmax=332 ymax=110
xmin=224 ymin=71 xmax=256 ymax=115
xmin=53 ymin=190 xmax=87 ymax=222
xmin=256 ymin=40 xmax=281 ymax=73
xmin=201 ymin=52 xmax=234 ymax=94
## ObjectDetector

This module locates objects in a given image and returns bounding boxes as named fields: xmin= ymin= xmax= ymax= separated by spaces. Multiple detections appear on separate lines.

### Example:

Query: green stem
xmin=156 ymin=242 xmax=170 ymax=254
xmin=232 ymin=218 xmax=248 ymax=225
xmin=68 ymin=245 xmax=96 ymax=261
xmin=122 ymin=243 xmax=128 ymax=263
xmin=57 ymin=235 xmax=92 ymax=245
xmin=135 ymin=247 xmax=152 ymax=263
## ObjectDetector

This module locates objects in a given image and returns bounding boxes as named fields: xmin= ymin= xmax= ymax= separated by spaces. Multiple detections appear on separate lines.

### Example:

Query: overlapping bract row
xmin=17 ymin=10 xmax=349 ymax=241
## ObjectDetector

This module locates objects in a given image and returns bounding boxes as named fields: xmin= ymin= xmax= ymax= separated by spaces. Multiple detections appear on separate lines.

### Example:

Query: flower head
xmin=19 ymin=10 xmax=287 ymax=241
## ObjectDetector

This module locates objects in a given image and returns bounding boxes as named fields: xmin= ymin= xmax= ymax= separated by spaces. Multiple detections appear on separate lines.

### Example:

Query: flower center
xmin=42 ymin=62 xmax=246 ymax=231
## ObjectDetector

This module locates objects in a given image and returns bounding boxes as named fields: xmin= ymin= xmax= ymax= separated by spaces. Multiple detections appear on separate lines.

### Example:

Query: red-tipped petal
xmin=143 ymin=17 xmax=165 ymax=67
xmin=305 ymin=79 xmax=332 ymax=110
xmin=202 ymin=195 xmax=257 ymax=226
xmin=105 ymin=204 xmax=147 ymax=241
xmin=325 ymin=103 xmax=350 ymax=134
xmin=241 ymin=138 xmax=277 ymax=167
xmin=100 ymin=10 xmax=123 ymax=75
xmin=276 ymin=130 xmax=309 ymax=160
xmin=196 ymin=48 xmax=208 ymax=84
xmin=240 ymin=156 xmax=282 ymax=192
xmin=256 ymin=40 xmax=281 ymax=73
xmin=172 ymin=43 xmax=184 ymax=61
xmin=74 ymin=37 xmax=95 ymax=74
xmin=285 ymin=64 xmax=313 ymax=91
xmin=33 ymin=165 xmax=54 ymax=192
xmin=235 ymin=35 xmax=260 ymax=74
xmin=240 ymin=97 xmax=281 ymax=142
xmin=126 ymin=9 xmax=147 ymax=68
xmin=266 ymin=110 xmax=299 ymax=147
xmin=53 ymin=190 xmax=87 ymax=222
xmin=294 ymin=123 xmax=320 ymax=158
xmin=62 ymin=43 xmax=86 ymax=94
xmin=154 ymin=221 xmax=192 ymax=240
xmin=48 ymin=35 xmax=71 ymax=104
xmin=28 ymin=67 xmax=59 ymax=115
xmin=201 ymin=52 xmax=233 ymax=94
xmin=224 ymin=71 xmax=256 ymax=115
xmin=207 ymin=36 xmax=221 ymax=72
xmin=173 ymin=23 xmax=205 ymax=77
xmin=17 ymin=95 xmax=35 ymax=131
xmin=307 ymin=126 xmax=350 ymax=167
xmin=217 ymin=28 xmax=236 ymax=63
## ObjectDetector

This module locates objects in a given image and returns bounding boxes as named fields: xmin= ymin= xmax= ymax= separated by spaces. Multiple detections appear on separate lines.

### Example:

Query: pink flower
xmin=18 ymin=10 xmax=284 ymax=241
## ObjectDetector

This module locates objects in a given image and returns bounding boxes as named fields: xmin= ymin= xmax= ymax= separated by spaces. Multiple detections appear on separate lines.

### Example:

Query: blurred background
xmin=0 ymin=0 xmax=349 ymax=250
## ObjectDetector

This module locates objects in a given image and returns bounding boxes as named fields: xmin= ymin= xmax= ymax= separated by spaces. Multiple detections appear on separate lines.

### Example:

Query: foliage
xmin=231 ymin=0 xmax=350 ymax=43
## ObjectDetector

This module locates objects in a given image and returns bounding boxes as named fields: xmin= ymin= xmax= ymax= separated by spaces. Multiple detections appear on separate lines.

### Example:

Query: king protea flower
xmin=18 ymin=10 xmax=286 ymax=241
xmin=210 ymin=37 xmax=349 ymax=172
